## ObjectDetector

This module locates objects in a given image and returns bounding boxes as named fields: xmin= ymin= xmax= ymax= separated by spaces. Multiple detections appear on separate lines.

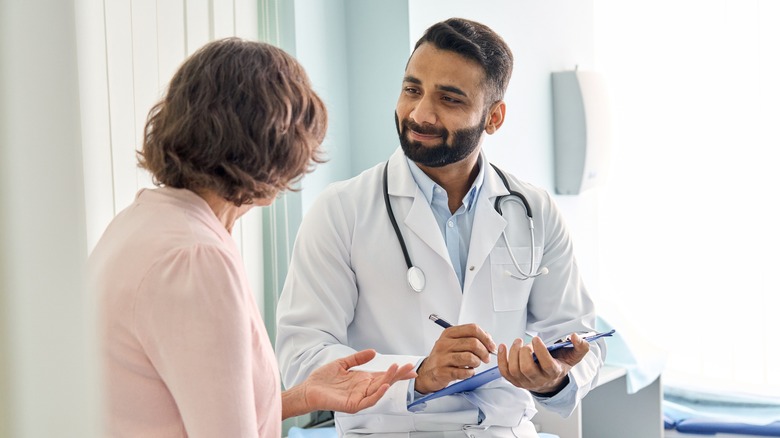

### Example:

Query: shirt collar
xmin=405 ymin=154 xmax=486 ymax=212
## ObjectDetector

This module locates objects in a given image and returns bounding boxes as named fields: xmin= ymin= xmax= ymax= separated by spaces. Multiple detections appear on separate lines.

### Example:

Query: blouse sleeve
xmin=133 ymin=244 xmax=260 ymax=437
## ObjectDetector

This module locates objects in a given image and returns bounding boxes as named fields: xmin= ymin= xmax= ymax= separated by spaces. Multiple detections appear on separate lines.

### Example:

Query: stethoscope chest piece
xmin=407 ymin=266 xmax=426 ymax=293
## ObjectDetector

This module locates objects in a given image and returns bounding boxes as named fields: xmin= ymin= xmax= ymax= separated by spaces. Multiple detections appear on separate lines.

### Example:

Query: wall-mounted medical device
xmin=551 ymin=69 xmax=613 ymax=195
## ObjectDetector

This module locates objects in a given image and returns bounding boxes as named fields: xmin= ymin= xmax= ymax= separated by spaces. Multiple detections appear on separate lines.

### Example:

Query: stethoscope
xmin=383 ymin=162 xmax=549 ymax=293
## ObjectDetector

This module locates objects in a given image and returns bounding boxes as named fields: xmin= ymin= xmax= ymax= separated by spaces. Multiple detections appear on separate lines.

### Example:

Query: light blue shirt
xmin=406 ymin=156 xmax=485 ymax=290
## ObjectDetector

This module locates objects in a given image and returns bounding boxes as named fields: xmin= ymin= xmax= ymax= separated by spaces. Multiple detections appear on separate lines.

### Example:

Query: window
xmin=594 ymin=0 xmax=780 ymax=395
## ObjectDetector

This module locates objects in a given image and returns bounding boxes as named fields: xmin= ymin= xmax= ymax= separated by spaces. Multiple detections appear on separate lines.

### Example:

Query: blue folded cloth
xmin=664 ymin=414 xmax=678 ymax=430
xmin=675 ymin=419 xmax=780 ymax=437
xmin=664 ymin=384 xmax=780 ymax=426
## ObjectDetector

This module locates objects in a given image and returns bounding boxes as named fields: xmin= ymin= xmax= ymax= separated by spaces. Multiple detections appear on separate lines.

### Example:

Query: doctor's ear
xmin=484 ymin=101 xmax=506 ymax=134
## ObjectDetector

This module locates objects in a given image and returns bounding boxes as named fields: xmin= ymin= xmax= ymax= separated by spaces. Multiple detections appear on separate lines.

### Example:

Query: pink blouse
xmin=88 ymin=187 xmax=281 ymax=437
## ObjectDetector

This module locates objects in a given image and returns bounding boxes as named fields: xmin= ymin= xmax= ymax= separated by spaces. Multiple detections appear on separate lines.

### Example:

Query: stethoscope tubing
xmin=383 ymin=163 xmax=414 ymax=270
xmin=383 ymin=161 xmax=547 ymax=292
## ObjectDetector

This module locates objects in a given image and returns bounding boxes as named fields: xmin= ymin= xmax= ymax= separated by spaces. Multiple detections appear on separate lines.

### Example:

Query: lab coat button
xmin=469 ymin=266 xmax=475 ymax=271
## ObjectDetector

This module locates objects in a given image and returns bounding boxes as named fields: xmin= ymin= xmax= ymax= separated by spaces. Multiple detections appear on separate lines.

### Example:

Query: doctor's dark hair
xmin=139 ymin=38 xmax=327 ymax=205
xmin=413 ymin=18 xmax=513 ymax=105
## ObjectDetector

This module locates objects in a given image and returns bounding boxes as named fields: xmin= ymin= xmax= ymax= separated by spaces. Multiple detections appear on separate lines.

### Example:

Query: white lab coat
xmin=276 ymin=148 xmax=605 ymax=437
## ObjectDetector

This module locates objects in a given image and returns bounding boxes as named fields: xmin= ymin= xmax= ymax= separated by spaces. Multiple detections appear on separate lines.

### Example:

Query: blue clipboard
xmin=408 ymin=364 xmax=502 ymax=409
xmin=541 ymin=329 xmax=615 ymax=357
xmin=407 ymin=329 xmax=615 ymax=409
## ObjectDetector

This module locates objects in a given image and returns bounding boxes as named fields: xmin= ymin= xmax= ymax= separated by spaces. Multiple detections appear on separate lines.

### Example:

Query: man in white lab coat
xmin=276 ymin=17 xmax=606 ymax=437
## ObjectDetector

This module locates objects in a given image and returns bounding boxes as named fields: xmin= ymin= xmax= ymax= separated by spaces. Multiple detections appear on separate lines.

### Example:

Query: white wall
xmin=0 ymin=1 xmax=98 ymax=436
xmin=291 ymin=0 xmax=412 ymax=211
xmin=344 ymin=0 xmax=411 ymax=176
xmin=292 ymin=0 xmax=353 ymax=210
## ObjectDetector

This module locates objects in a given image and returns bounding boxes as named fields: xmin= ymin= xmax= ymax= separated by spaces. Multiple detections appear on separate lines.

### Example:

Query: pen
xmin=429 ymin=314 xmax=497 ymax=356
xmin=428 ymin=313 xmax=453 ymax=329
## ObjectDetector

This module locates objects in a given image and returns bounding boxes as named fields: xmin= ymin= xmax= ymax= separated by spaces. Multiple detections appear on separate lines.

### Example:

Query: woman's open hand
xmin=283 ymin=349 xmax=416 ymax=419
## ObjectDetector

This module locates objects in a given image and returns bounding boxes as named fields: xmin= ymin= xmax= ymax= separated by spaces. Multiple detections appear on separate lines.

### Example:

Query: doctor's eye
xmin=403 ymin=87 xmax=421 ymax=96
xmin=441 ymin=95 xmax=463 ymax=104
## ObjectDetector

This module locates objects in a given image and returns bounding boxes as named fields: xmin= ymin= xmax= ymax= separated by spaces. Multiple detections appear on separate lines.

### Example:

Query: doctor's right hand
xmin=414 ymin=323 xmax=498 ymax=394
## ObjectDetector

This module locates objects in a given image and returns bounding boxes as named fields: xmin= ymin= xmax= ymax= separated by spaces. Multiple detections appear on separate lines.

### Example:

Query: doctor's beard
xmin=395 ymin=112 xmax=486 ymax=168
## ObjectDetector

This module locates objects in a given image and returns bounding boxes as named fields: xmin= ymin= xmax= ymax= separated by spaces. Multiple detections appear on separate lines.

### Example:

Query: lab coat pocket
xmin=489 ymin=246 xmax=539 ymax=312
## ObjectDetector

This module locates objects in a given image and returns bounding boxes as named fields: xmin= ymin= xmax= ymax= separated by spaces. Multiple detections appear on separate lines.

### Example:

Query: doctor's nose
xmin=409 ymin=97 xmax=438 ymax=126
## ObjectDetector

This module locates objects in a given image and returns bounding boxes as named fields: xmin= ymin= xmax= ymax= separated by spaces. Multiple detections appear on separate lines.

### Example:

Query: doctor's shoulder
xmin=299 ymin=164 xmax=385 ymax=226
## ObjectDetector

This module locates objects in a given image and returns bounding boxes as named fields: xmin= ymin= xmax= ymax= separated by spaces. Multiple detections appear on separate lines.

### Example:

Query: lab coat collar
xmin=386 ymin=148 xmax=452 ymax=268
xmin=386 ymin=147 xmax=419 ymax=198
xmin=386 ymin=148 xmax=505 ymax=199
xmin=404 ymin=154 xmax=485 ymax=213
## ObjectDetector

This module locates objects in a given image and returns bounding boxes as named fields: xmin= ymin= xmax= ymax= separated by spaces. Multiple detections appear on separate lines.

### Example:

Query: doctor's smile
xmin=404 ymin=120 xmax=446 ymax=142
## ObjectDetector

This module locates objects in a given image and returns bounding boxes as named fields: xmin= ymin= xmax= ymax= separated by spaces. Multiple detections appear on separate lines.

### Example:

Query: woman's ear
xmin=484 ymin=101 xmax=506 ymax=134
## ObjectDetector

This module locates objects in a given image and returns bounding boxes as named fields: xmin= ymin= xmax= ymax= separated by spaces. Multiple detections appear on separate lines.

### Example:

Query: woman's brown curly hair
xmin=138 ymin=38 xmax=327 ymax=205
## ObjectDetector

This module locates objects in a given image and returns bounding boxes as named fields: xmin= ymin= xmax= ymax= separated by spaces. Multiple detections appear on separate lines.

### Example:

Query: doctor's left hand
xmin=496 ymin=333 xmax=589 ymax=395
xmin=295 ymin=349 xmax=417 ymax=414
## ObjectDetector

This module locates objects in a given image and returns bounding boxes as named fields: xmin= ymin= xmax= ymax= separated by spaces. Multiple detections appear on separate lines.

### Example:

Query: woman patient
xmin=87 ymin=37 xmax=415 ymax=437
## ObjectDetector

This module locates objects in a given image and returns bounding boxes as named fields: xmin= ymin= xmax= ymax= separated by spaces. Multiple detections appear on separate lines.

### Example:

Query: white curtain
xmin=78 ymin=0 xmax=266 ymax=302
xmin=594 ymin=0 xmax=780 ymax=395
